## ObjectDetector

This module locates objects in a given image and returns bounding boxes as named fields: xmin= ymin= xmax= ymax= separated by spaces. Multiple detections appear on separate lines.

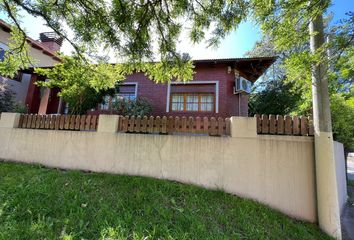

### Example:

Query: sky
xmin=0 ymin=0 xmax=352 ymax=60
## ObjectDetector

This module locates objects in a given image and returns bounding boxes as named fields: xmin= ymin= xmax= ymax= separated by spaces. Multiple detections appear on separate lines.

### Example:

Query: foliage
xmin=330 ymin=95 xmax=354 ymax=150
xmin=112 ymin=97 xmax=153 ymax=117
xmin=0 ymin=0 xmax=249 ymax=79
xmin=0 ymin=161 xmax=331 ymax=239
xmin=247 ymin=12 xmax=354 ymax=150
xmin=11 ymin=102 xmax=28 ymax=114
xmin=249 ymin=79 xmax=301 ymax=116
xmin=35 ymin=55 xmax=124 ymax=114
xmin=0 ymin=82 xmax=14 ymax=113
xmin=0 ymin=27 xmax=34 ymax=78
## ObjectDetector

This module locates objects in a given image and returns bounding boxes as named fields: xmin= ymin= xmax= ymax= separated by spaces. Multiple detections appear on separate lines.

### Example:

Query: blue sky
xmin=0 ymin=0 xmax=351 ymax=60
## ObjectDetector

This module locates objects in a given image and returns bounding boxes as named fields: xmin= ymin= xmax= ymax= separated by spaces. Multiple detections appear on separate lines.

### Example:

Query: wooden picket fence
xmin=118 ymin=116 xmax=231 ymax=136
xmin=18 ymin=114 xmax=98 ymax=131
xmin=255 ymin=114 xmax=314 ymax=136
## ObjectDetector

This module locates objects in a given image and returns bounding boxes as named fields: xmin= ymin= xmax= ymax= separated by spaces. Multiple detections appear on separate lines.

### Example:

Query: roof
xmin=193 ymin=57 xmax=277 ymax=82
xmin=0 ymin=19 xmax=61 ymax=62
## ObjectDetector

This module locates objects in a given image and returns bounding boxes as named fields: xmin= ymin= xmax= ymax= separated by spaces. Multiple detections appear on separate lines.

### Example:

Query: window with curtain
xmin=171 ymin=93 xmax=214 ymax=112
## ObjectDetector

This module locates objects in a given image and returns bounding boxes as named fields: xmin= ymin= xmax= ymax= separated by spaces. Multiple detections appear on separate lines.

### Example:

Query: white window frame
xmin=116 ymin=82 xmax=138 ymax=99
xmin=166 ymin=81 xmax=219 ymax=113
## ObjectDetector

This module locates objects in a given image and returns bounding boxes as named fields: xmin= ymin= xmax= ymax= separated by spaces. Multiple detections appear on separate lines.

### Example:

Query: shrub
xmin=12 ymin=102 xmax=28 ymax=114
xmin=0 ymin=82 xmax=15 ymax=113
xmin=112 ymin=97 xmax=153 ymax=117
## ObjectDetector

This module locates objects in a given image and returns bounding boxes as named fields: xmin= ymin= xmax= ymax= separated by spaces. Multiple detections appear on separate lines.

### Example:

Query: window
xmin=171 ymin=93 xmax=214 ymax=112
xmin=115 ymin=84 xmax=137 ymax=101
xmin=114 ymin=92 xmax=136 ymax=101
xmin=0 ymin=43 xmax=8 ymax=62
xmin=99 ymin=83 xmax=137 ymax=110
xmin=100 ymin=96 xmax=110 ymax=110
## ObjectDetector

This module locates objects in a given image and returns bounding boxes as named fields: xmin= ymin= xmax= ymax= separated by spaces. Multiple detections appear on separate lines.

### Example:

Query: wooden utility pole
xmin=309 ymin=13 xmax=342 ymax=239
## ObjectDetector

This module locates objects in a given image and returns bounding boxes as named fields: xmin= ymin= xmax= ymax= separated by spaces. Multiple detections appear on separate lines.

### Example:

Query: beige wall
xmin=334 ymin=141 xmax=348 ymax=213
xmin=0 ymin=115 xmax=317 ymax=222
xmin=0 ymin=29 xmax=60 ymax=67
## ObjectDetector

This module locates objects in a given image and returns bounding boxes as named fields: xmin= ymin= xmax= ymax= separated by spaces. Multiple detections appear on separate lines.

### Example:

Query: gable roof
xmin=0 ymin=19 xmax=61 ymax=62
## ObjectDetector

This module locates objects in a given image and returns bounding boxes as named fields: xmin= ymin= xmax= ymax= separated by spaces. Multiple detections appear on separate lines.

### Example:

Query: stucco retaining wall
xmin=0 ymin=126 xmax=317 ymax=222
xmin=334 ymin=141 xmax=348 ymax=213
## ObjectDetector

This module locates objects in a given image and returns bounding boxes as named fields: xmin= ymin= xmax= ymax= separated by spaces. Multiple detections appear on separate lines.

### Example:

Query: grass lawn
xmin=0 ymin=161 xmax=331 ymax=240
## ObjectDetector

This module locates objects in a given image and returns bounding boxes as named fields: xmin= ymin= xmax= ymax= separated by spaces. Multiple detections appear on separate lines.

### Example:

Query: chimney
xmin=39 ymin=32 xmax=64 ymax=52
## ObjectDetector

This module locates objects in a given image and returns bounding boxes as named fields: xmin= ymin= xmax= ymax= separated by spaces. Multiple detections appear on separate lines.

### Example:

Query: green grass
xmin=0 ymin=161 xmax=331 ymax=240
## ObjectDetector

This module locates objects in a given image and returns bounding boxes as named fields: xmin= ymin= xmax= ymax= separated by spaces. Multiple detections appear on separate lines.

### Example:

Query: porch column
xmin=38 ymin=87 xmax=51 ymax=115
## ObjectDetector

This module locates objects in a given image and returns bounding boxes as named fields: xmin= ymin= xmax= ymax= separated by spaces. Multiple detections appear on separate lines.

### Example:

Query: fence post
xmin=230 ymin=116 xmax=257 ymax=138
xmin=97 ymin=115 xmax=120 ymax=133
xmin=0 ymin=112 xmax=21 ymax=128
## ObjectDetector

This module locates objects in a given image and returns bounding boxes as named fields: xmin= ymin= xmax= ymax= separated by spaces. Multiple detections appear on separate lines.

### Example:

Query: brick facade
xmin=117 ymin=63 xmax=249 ymax=117
xmin=25 ymin=57 xmax=275 ymax=117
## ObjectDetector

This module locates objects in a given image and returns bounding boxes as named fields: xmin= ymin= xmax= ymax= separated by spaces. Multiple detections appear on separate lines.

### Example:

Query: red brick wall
xmin=120 ymin=63 xmax=249 ymax=118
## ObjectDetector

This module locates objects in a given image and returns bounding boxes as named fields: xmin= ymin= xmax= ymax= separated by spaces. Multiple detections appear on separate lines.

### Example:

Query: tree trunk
xmin=309 ymin=14 xmax=342 ymax=239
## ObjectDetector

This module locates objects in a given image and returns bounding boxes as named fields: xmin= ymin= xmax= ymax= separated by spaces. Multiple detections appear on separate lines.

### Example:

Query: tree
xmin=0 ymin=0 xmax=248 ymax=79
xmin=247 ymin=13 xmax=354 ymax=150
xmin=34 ymin=55 xmax=121 ymax=114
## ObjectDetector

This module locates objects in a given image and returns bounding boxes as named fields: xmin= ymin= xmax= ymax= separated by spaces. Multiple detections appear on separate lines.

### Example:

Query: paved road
xmin=348 ymin=161 xmax=354 ymax=180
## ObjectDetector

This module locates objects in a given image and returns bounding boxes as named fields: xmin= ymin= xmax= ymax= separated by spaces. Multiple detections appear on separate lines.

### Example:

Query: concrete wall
xmin=334 ymin=141 xmax=348 ymax=213
xmin=0 ymin=113 xmax=317 ymax=222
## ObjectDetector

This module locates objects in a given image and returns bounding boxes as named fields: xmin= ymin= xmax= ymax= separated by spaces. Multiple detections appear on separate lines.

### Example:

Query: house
xmin=25 ymin=57 xmax=275 ymax=117
xmin=93 ymin=57 xmax=275 ymax=117
xmin=0 ymin=19 xmax=62 ymax=109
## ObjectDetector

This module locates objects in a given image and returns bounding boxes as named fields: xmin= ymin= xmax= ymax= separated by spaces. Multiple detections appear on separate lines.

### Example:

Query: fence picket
xmin=308 ymin=116 xmax=314 ymax=136
xmin=122 ymin=116 xmax=128 ymax=132
xmin=148 ymin=116 xmax=154 ymax=133
xmin=255 ymin=114 xmax=261 ymax=133
xmin=40 ymin=115 xmax=45 ymax=129
xmin=22 ymin=114 xmax=27 ymax=128
xmin=135 ymin=116 xmax=141 ymax=132
xmin=74 ymin=115 xmax=80 ymax=130
xmin=292 ymin=116 xmax=300 ymax=135
xmin=141 ymin=116 xmax=148 ymax=133
xmin=276 ymin=115 xmax=284 ymax=135
xmin=188 ymin=117 xmax=195 ymax=133
xmin=90 ymin=115 xmax=97 ymax=130
xmin=167 ymin=116 xmax=174 ymax=133
xmin=84 ymin=115 xmax=91 ymax=130
xmin=210 ymin=117 xmax=217 ymax=136
xmin=79 ymin=115 xmax=86 ymax=130
xmin=174 ymin=117 xmax=180 ymax=132
xmin=269 ymin=115 xmax=276 ymax=134
xmin=161 ymin=116 xmax=167 ymax=133
xmin=203 ymin=117 xmax=209 ymax=134
xmin=69 ymin=115 xmax=76 ymax=129
xmin=261 ymin=114 xmax=269 ymax=134
xmin=284 ymin=115 xmax=292 ymax=135
xmin=225 ymin=118 xmax=231 ymax=135
xmin=217 ymin=117 xmax=224 ymax=136
xmin=300 ymin=116 xmax=308 ymax=136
